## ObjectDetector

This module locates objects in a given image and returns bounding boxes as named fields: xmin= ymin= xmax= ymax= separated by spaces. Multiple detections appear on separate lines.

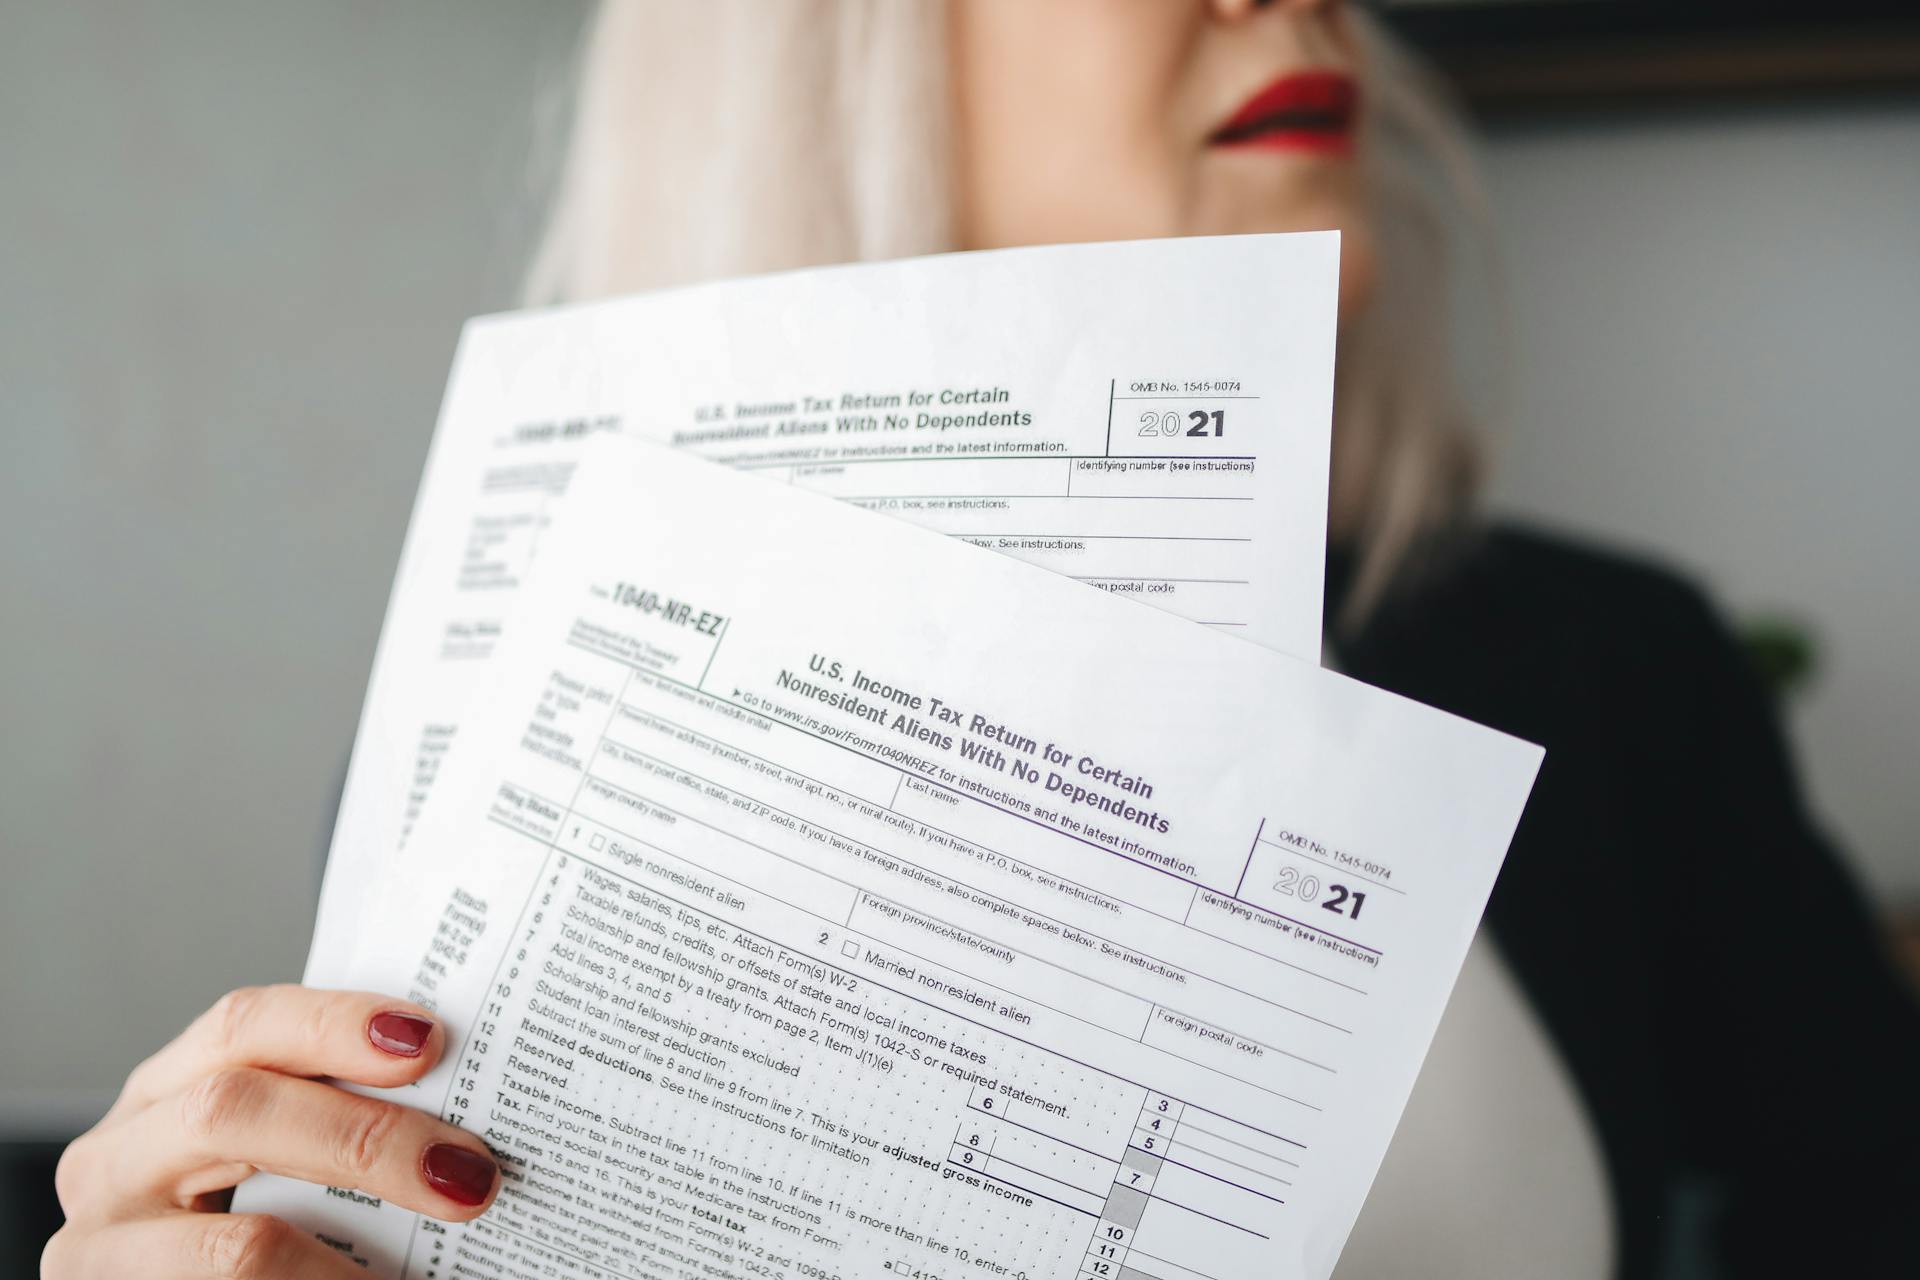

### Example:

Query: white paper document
xmin=308 ymin=234 xmax=1340 ymax=982
xmin=264 ymin=436 xmax=1541 ymax=1280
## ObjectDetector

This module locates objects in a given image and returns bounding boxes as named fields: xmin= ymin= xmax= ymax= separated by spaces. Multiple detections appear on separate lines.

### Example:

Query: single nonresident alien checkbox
xmin=589 ymin=833 xmax=606 ymax=850
xmin=841 ymin=938 xmax=860 ymax=958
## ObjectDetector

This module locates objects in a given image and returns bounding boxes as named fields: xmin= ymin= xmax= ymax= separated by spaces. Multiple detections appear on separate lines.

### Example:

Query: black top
xmin=1327 ymin=523 xmax=1920 ymax=1278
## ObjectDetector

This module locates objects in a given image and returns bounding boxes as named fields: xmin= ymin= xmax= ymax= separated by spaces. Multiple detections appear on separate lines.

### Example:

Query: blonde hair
xmin=527 ymin=1 xmax=1488 ymax=628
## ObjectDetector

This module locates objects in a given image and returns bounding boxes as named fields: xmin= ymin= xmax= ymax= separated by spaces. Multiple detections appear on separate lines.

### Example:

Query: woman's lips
xmin=1210 ymin=69 xmax=1357 ymax=153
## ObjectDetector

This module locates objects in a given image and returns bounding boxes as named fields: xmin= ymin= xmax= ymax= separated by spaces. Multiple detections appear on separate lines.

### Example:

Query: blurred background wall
xmin=2 ymin=0 xmax=1916 ymax=1234
xmin=1 ymin=0 xmax=594 ymax=1140
xmin=1481 ymin=103 xmax=1920 ymax=901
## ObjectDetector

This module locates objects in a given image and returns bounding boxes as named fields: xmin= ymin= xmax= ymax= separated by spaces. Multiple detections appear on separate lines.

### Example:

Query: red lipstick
xmin=1210 ymin=69 xmax=1357 ymax=153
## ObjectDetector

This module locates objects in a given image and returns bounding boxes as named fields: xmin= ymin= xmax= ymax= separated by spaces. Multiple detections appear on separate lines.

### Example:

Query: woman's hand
xmin=45 ymin=985 xmax=499 ymax=1277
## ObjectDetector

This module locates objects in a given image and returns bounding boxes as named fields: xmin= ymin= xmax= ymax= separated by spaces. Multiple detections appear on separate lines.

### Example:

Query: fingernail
xmin=367 ymin=1011 xmax=435 ymax=1058
xmin=422 ymin=1143 xmax=497 ymax=1206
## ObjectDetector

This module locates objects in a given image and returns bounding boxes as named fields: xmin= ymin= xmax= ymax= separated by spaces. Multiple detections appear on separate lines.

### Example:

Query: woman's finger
xmin=67 ymin=1067 xmax=497 ymax=1223
xmin=110 ymin=986 xmax=444 ymax=1119
xmin=42 ymin=1212 xmax=364 ymax=1279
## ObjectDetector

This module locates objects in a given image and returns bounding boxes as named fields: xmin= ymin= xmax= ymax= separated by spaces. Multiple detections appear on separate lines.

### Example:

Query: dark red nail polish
xmin=422 ymin=1143 xmax=496 ymax=1206
xmin=368 ymin=1011 xmax=434 ymax=1058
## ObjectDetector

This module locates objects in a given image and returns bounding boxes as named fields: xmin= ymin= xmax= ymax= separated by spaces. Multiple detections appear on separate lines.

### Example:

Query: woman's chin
xmin=1182 ymin=193 xmax=1374 ymax=317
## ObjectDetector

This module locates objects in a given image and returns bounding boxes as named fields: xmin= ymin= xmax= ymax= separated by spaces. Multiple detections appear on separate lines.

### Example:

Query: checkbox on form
xmin=589 ymin=833 xmax=605 ymax=850
xmin=841 ymin=938 xmax=860 ymax=958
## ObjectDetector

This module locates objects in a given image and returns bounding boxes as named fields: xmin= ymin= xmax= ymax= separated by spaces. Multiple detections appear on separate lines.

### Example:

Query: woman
xmin=47 ymin=2 xmax=1920 ymax=1276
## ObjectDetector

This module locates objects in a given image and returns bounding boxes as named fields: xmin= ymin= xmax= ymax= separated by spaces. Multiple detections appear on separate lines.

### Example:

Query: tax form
xmin=308 ymin=234 xmax=1339 ymax=983
xmin=259 ymin=436 xmax=1542 ymax=1280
